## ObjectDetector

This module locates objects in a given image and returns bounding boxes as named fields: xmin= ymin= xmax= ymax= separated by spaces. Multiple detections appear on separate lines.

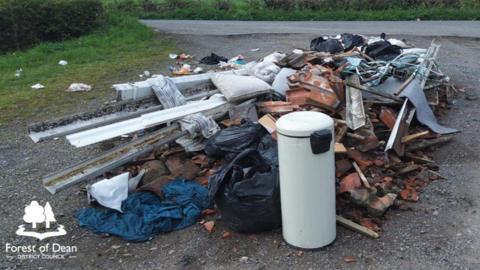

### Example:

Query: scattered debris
xmin=203 ymin=221 xmax=215 ymax=233
xmin=87 ymin=172 xmax=130 ymax=212
xmin=221 ymin=230 xmax=231 ymax=239
xmin=200 ymin=53 xmax=228 ymax=65
xmin=15 ymin=68 xmax=22 ymax=78
xmin=31 ymin=83 xmax=44 ymax=89
xmin=32 ymin=33 xmax=458 ymax=243
xmin=343 ymin=255 xmax=357 ymax=263
xmin=66 ymin=83 xmax=92 ymax=92
xmin=336 ymin=215 xmax=379 ymax=239
xmin=78 ymin=180 xmax=210 ymax=242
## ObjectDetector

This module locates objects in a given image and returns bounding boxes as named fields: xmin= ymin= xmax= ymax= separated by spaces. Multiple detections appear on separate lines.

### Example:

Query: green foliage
xmin=215 ymin=0 xmax=232 ymax=11
xmin=0 ymin=13 xmax=174 ymax=123
xmin=101 ymin=0 xmax=480 ymax=20
xmin=0 ymin=0 xmax=104 ymax=53
xmin=264 ymin=0 xmax=296 ymax=10
xmin=461 ymin=0 xmax=480 ymax=7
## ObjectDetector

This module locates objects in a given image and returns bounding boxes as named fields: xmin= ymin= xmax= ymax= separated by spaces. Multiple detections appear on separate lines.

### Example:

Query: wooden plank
xmin=405 ymin=153 xmax=434 ymax=164
xmin=352 ymin=161 xmax=371 ymax=188
xmin=406 ymin=135 xmax=454 ymax=152
xmin=335 ymin=143 xmax=347 ymax=154
xmin=336 ymin=215 xmax=379 ymax=239
xmin=401 ymin=130 xmax=429 ymax=143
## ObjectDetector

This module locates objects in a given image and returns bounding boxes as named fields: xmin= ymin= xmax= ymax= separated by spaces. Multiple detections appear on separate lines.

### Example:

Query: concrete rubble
xmin=29 ymin=33 xmax=458 ymax=241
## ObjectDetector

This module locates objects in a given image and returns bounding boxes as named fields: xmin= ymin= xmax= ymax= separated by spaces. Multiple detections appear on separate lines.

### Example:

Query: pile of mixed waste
xmin=29 ymin=33 xmax=458 ymax=241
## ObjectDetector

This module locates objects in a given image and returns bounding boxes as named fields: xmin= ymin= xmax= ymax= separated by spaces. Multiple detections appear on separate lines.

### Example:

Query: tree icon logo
xmin=16 ymin=201 xmax=66 ymax=240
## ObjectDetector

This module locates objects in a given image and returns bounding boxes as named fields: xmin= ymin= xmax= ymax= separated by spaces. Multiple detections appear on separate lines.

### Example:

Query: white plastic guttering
xmin=66 ymin=97 xmax=226 ymax=148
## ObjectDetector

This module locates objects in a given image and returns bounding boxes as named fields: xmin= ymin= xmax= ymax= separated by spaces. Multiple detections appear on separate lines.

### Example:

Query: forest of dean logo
xmin=16 ymin=201 xmax=66 ymax=240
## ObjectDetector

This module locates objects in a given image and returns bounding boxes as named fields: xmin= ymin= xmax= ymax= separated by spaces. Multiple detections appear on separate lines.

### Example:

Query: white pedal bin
xmin=276 ymin=111 xmax=336 ymax=249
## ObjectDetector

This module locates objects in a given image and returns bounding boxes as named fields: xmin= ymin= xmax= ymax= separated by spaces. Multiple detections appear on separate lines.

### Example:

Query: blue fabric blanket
xmin=77 ymin=179 xmax=210 ymax=242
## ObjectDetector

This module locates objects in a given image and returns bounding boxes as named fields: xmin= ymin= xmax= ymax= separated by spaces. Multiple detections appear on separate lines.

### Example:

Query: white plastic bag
xmin=87 ymin=173 xmax=129 ymax=212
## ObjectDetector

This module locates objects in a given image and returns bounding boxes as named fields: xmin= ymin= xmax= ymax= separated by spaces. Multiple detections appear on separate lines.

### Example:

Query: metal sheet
xmin=399 ymin=77 xmax=457 ymax=134
xmin=43 ymin=125 xmax=185 ymax=194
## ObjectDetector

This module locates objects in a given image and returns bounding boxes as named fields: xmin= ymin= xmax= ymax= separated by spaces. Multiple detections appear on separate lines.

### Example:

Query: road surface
xmin=142 ymin=20 xmax=480 ymax=37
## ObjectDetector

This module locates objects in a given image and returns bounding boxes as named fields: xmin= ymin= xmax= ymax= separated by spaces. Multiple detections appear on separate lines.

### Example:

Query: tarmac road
xmin=141 ymin=20 xmax=480 ymax=37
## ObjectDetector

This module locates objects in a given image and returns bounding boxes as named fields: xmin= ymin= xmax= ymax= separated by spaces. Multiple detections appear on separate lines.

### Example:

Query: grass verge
xmin=0 ymin=13 xmax=174 ymax=124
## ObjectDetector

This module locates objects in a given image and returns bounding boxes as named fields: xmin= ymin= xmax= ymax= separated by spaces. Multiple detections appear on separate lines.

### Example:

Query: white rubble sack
xmin=262 ymin=52 xmax=286 ymax=63
xmin=250 ymin=61 xmax=281 ymax=83
xmin=211 ymin=74 xmax=272 ymax=102
xmin=58 ymin=60 xmax=68 ymax=66
xmin=66 ymin=83 xmax=92 ymax=92
xmin=245 ymin=52 xmax=285 ymax=83
xmin=87 ymin=172 xmax=129 ymax=212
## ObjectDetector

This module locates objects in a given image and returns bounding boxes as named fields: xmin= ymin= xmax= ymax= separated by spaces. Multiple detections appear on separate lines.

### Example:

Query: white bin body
xmin=276 ymin=111 xmax=336 ymax=249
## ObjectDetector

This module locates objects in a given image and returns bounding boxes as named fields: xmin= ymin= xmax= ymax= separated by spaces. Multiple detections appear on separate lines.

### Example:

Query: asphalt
xmin=1 ymin=21 xmax=480 ymax=270
xmin=141 ymin=20 xmax=480 ymax=37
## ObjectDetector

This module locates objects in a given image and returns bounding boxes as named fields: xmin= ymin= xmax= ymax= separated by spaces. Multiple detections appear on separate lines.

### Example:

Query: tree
xmin=44 ymin=202 xmax=56 ymax=229
xmin=44 ymin=202 xmax=57 ymax=229
xmin=23 ymin=201 xmax=45 ymax=229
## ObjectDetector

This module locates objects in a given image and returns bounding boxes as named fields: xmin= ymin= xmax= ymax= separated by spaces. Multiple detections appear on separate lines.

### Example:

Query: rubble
xmin=30 ymin=33 xmax=459 ymax=241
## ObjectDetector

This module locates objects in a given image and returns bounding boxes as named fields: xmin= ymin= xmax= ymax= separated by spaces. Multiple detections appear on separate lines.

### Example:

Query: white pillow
xmin=211 ymin=74 xmax=272 ymax=102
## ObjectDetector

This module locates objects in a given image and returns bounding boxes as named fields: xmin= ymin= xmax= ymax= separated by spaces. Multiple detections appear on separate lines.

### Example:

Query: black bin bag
xmin=204 ymin=121 xmax=266 ymax=160
xmin=208 ymin=149 xmax=282 ymax=233
xmin=310 ymin=37 xmax=343 ymax=54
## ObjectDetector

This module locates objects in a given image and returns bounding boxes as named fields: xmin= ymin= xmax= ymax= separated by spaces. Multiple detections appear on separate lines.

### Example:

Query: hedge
xmin=0 ymin=0 xmax=104 ymax=53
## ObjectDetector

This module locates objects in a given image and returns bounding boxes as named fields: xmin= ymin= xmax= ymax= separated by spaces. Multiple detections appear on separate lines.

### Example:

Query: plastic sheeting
xmin=77 ymin=180 xmax=210 ymax=242
xmin=341 ymin=33 xmax=365 ymax=51
xmin=310 ymin=37 xmax=343 ymax=54
xmin=345 ymin=75 xmax=366 ymax=130
xmin=200 ymin=53 xmax=228 ymax=65
xmin=364 ymin=40 xmax=402 ymax=61
xmin=87 ymin=171 xmax=144 ymax=213
xmin=151 ymin=75 xmax=220 ymax=151
xmin=87 ymin=173 xmax=129 ymax=212
xmin=399 ymin=78 xmax=458 ymax=134
xmin=272 ymin=68 xmax=297 ymax=96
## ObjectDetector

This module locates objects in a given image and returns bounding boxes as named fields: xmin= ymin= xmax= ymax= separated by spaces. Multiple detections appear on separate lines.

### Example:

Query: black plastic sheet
xmin=200 ymin=53 xmax=228 ymax=65
xmin=341 ymin=33 xmax=365 ymax=51
xmin=364 ymin=40 xmax=402 ymax=61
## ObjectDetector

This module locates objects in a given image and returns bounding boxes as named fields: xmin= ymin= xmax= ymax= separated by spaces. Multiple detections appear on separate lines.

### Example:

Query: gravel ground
xmin=1 ymin=33 xmax=479 ymax=270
